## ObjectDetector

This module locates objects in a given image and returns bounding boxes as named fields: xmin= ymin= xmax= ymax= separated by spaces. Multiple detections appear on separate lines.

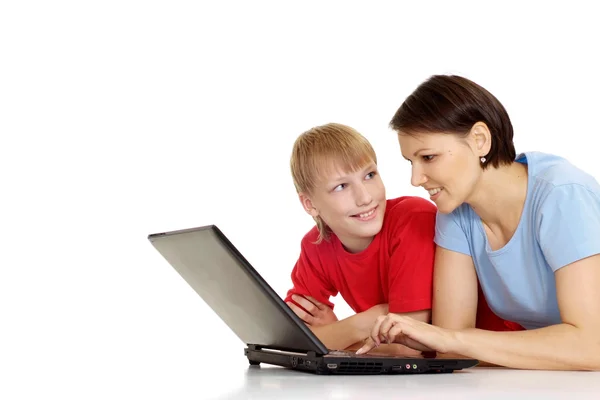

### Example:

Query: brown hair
xmin=390 ymin=75 xmax=516 ymax=169
xmin=290 ymin=123 xmax=377 ymax=242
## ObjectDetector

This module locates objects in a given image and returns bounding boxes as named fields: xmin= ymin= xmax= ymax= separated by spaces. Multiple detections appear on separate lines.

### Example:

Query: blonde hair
xmin=290 ymin=123 xmax=377 ymax=243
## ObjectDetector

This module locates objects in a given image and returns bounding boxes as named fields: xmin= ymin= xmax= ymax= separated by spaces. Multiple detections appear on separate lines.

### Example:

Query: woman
xmin=356 ymin=75 xmax=600 ymax=370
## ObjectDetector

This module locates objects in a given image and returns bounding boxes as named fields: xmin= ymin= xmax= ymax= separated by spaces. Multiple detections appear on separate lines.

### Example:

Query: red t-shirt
xmin=285 ymin=196 xmax=436 ymax=314
xmin=477 ymin=284 xmax=525 ymax=331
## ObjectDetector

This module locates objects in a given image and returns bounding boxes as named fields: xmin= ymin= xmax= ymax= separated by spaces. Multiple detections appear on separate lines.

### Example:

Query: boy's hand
xmin=286 ymin=294 xmax=338 ymax=326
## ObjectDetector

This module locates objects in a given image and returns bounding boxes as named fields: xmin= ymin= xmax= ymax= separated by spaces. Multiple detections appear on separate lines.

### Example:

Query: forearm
xmin=309 ymin=307 xmax=384 ymax=350
xmin=314 ymin=307 xmax=427 ymax=357
xmin=452 ymin=323 xmax=600 ymax=370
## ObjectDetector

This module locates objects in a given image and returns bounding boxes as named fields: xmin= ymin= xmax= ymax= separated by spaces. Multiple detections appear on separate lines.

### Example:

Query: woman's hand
xmin=356 ymin=313 xmax=459 ymax=355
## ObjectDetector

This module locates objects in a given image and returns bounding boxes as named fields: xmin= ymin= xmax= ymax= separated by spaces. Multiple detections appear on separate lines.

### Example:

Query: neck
xmin=339 ymin=235 xmax=374 ymax=254
xmin=466 ymin=162 xmax=528 ymax=229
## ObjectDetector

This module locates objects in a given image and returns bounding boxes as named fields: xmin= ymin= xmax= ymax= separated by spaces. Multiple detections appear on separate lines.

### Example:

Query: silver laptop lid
xmin=148 ymin=225 xmax=328 ymax=354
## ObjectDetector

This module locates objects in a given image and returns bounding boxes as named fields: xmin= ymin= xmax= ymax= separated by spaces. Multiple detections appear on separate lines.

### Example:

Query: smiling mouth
xmin=351 ymin=206 xmax=377 ymax=219
xmin=427 ymin=187 xmax=443 ymax=196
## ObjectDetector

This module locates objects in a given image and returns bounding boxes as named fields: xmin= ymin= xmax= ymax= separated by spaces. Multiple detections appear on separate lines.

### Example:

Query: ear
xmin=470 ymin=122 xmax=492 ymax=157
xmin=298 ymin=192 xmax=319 ymax=217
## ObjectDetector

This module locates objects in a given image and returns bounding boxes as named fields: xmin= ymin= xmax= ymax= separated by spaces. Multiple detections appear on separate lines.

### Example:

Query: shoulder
xmin=300 ymin=225 xmax=321 ymax=246
xmin=300 ymin=225 xmax=336 ymax=256
xmin=382 ymin=196 xmax=437 ymax=236
xmin=385 ymin=196 xmax=437 ymax=219
xmin=433 ymin=205 xmax=475 ymax=256
xmin=435 ymin=202 xmax=473 ymax=230
xmin=523 ymin=153 xmax=600 ymax=270
xmin=524 ymin=151 xmax=600 ymax=190
xmin=524 ymin=152 xmax=600 ymax=211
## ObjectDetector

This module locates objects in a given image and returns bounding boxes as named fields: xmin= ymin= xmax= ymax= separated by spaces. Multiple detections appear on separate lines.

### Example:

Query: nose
xmin=411 ymin=164 xmax=427 ymax=187
xmin=354 ymin=183 xmax=373 ymax=207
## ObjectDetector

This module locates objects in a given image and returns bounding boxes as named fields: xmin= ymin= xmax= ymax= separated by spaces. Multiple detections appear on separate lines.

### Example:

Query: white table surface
xmin=5 ymin=341 xmax=599 ymax=400
xmin=203 ymin=355 xmax=600 ymax=400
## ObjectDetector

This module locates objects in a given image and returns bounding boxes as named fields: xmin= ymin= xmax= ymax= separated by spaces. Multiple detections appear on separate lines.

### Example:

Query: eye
xmin=333 ymin=183 xmax=346 ymax=192
xmin=422 ymin=155 xmax=436 ymax=162
xmin=365 ymin=171 xmax=377 ymax=180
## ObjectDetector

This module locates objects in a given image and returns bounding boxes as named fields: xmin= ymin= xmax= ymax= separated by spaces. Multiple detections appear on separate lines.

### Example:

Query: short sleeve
xmin=434 ymin=210 xmax=471 ymax=256
xmin=284 ymin=237 xmax=338 ymax=309
xmin=537 ymin=184 xmax=600 ymax=272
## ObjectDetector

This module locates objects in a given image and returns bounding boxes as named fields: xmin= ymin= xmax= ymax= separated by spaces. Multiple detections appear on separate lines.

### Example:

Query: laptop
xmin=148 ymin=224 xmax=479 ymax=375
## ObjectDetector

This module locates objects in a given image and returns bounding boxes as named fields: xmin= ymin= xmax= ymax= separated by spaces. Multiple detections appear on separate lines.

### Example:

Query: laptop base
xmin=245 ymin=345 xmax=475 ymax=375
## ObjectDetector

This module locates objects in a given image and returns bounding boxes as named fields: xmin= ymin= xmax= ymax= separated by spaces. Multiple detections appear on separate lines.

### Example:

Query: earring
xmin=480 ymin=157 xmax=486 ymax=163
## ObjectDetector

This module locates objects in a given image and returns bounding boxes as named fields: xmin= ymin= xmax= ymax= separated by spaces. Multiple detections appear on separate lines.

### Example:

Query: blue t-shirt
xmin=434 ymin=152 xmax=600 ymax=330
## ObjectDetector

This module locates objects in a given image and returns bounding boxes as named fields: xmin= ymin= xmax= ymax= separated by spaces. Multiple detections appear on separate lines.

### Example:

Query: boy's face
xmin=300 ymin=161 xmax=386 ymax=253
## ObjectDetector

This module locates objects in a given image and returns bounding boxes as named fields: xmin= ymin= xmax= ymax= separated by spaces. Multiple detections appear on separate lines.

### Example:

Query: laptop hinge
xmin=246 ymin=345 xmax=324 ymax=357
xmin=248 ymin=346 xmax=308 ymax=356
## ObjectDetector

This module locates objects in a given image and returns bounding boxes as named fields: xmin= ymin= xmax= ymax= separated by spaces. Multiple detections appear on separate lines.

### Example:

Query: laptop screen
xmin=149 ymin=225 xmax=328 ymax=354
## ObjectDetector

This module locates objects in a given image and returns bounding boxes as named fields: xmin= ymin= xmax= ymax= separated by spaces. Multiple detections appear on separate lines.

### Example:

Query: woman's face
xmin=398 ymin=132 xmax=484 ymax=214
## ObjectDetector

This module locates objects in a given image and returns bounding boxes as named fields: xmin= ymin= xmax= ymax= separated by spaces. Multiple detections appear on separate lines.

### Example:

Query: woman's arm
xmin=360 ymin=254 xmax=600 ymax=370
xmin=431 ymin=246 xmax=478 ymax=329
xmin=452 ymin=254 xmax=600 ymax=370
xmin=428 ymin=246 xmax=505 ymax=365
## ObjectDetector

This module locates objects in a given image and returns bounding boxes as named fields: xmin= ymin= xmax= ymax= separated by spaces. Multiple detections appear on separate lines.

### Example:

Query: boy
xmin=284 ymin=123 xmax=436 ymax=353
xmin=284 ymin=123 xmax=522 ymax=354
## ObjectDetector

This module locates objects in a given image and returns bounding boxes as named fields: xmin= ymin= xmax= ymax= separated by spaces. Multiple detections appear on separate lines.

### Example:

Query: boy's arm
xmin=287 ymin=294 xmax=338 ymax=326
xmin=306 ymin=303 xmax=387 ymax=350
xmin=287 ymin=294 xmax=393 ymax=351
xmin=285 ymin=233 xmax=369 ymax=350
xmin=284 ymin=234 xmax=338 ymax=313
xmin=288 ymin=295 xmax=423 ymax=355
xmin=285 ymin=222 xmax=431 ymax=352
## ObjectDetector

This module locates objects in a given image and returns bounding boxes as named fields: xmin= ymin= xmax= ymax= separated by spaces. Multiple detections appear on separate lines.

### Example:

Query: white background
xmin=1 ymin=1 xmax=599 ymax=398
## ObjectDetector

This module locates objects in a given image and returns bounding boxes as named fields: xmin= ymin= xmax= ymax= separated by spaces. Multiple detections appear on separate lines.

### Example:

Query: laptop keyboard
xmin=326 ymin=349 xmax=421 ymax=359
xmin=327 ymin=350 xmax=356 ymax=357
xmin=326 ymin=350 xmax=387 ymax=358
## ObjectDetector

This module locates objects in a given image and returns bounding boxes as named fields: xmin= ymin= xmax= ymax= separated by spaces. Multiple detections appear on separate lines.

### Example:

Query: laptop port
xmin=327 ymin=363 xmax=338 ymax=369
